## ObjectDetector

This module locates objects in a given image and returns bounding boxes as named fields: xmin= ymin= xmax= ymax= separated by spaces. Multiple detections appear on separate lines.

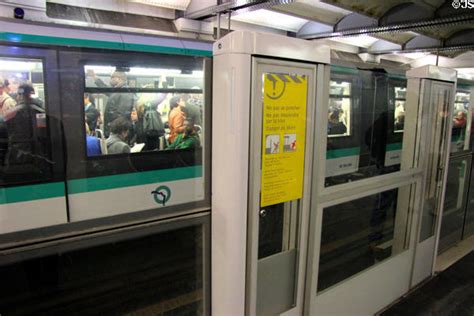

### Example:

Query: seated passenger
xmin=394 ymin=111 xmax=405 ymax=131
xmin=85 ymin=123 xmax=101 ymax=157
xmin=167 ymin=120 xmax=200 ymax=150
xmin=106 ymin=117 xmax=132 ymax=154
xmin=327 ymin=110 xmax=347 ymax=135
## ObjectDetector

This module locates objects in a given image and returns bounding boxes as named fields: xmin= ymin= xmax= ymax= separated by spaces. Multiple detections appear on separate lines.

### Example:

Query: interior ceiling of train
xmin=0 ymin=0 xmax=472 ymax=78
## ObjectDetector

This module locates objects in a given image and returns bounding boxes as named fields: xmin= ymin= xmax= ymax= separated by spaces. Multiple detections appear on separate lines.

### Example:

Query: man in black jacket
xmin=88 ymin=70 xmax=134 ymax=137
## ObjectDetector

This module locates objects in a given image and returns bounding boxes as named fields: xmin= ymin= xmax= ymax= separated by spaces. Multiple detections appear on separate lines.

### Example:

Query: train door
xmin=0 ymin=45 xmax=68 ymax=236
xmin=405 ymin=66 xmax=457 ymax=286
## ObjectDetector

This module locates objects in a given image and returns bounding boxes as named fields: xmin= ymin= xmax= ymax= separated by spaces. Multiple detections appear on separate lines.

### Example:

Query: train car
xmin=0 ymin=19 xmax=212 ymax=314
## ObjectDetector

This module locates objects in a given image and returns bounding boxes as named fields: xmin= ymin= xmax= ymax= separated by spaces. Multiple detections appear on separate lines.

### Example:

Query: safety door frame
xmin=304 ymin=64 xmax=429 ymax=315
xmin=246 ymin=57 xmax=319 ymax=316
xmin=407 ymin=69 xmax=457 ymax=286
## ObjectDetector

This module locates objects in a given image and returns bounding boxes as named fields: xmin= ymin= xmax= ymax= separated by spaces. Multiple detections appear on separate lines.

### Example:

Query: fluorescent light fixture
xmin=192 ymin=70 xmax=203 ymax=77
xmin=232 ymin=9 xmax=308 ymax=32
xmin=128 ymin=67 xmax=180 ymax=76
xmin=397 ymin=52 xmax=430 ymax=59
xmin=84 ymin=65 xmax=116 ymax=74
xmin=456 ymin=68 xmax=474 ymax=80
xmin=329 ymin=35 xmax=379 ymax=48
xmin=0 ymin=60 xmax=40 ymax=71
xmin=129 ymin=0 xmax=190 ymax=11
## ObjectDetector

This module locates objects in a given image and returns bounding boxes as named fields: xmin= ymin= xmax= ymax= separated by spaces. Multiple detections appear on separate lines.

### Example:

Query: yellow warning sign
xmin=260 ymin=73 xmax=308 ymax=207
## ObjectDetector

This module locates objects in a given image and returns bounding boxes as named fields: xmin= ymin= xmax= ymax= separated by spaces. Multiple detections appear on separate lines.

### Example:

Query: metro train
xmin=0 ymin=17 xmax=472 ymax=315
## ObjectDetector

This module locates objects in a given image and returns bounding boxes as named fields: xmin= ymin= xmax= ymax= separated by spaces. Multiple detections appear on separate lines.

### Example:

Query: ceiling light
xmin=397 ymin=52 xmax=430 ymax=59
xmin=456 ymin=68 xmax=474 ymax=80
xmin=232 ymin=9 xmax=308 ymax=32
xmin=329 ymin=35 xmax=379 ymax=48
xmin=129 ymin=0 xmax=191 ymax=11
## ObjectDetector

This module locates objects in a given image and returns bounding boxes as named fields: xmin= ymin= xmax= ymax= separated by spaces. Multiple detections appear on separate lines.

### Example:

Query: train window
xmin=393 ymin=87 xmax=406 ymax=133
xmin=0 ymin=57 xmax=52 ymax=185
xmin=83 ymin=65 xmax=203 ymax=157
xmin=451 ymin=91 xmax=470 ymax=153
xmin=328 ymin=81 xmax=351 ymax=137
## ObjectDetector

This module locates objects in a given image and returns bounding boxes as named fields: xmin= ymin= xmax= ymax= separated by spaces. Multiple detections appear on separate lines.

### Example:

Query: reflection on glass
xmin=439 ymin=158 xmax=469 ymax=253
xmin=464 ymin=162 xmax=474 ymax=238
xmin=325 ymin=71 xmax=408 ymax=188
xmin=0 ymin=57 xmax=51 ymax=186
xmin=394 ymin=87 xmax=406 ymax=133
xmin=451 ymin=91 xmax=471 ymax=153
xmin=318 ymin=187 xmax=411 ymax=292
xmin=328 ymin=81 xmax=351 ymax=137
xmin=83 ymin=65 xmax=204 ymax=157
xmin=0 ymin=225 xmax=204 ymax=315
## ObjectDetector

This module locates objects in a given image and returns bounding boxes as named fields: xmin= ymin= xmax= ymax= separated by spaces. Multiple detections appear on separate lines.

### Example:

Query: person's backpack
xmin=142 ymin=103 xmax=164 ymax=137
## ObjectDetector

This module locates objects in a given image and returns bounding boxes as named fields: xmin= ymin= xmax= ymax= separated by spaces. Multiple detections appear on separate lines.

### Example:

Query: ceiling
xmin=0 ymin=0 xmax=472 ymax=76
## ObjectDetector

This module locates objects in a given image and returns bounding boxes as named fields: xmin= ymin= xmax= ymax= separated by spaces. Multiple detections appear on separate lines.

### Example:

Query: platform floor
xmin=381 ymin=249 xmax=474 ymax=316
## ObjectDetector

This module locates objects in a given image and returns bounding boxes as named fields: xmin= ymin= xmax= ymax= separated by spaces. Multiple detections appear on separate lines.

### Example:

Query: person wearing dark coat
xmin=88 ymin=70 xmax=134 ymax=137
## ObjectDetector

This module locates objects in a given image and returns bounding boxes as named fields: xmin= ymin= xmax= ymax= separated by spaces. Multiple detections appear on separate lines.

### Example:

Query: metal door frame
xmin=246 ymin=57 xmax=318 ymax=316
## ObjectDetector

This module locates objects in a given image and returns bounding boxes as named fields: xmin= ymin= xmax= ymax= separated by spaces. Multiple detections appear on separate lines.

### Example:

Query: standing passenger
xmin=87 ymin=70 xmax=134 ymax=137
xmin=0 ymin=78 xmax=16 ymax=116
xmin=168 ymin=95 xmax=186 ymax=143
xmin=84 ymin=93 xmax=100 ymax=132
xmin=4 ymin=83 xmax=49 ymax=180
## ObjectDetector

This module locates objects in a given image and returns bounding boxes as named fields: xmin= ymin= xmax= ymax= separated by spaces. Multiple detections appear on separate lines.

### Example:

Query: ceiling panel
xmin=373 ymin=32 xmax=417 ymax=45
xmin=321 ymin=0 xmax=411 ymax=18
xmin=271 ymin=0 xmax=350 ymax=25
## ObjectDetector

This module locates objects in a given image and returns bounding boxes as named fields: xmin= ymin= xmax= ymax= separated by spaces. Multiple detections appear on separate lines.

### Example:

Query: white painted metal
xmin=247 ymin=59 xmax=317 ymax=316
xmin=212 ymin=52 xmax=252 ymax=316
xmin=405 ymin=66 xmax=457 ymax=288
xmin=68 ymin=178 xmax=204 ymax=221
xmin=0 ymin=198 xmax=67 ymax=234
xmin=305 ymin=63 xmax=438 ymax=314
xmin=213 ymin=30 xmax=330 ymax=64
xmin=212 ymin=30 xmax=330 ymax=316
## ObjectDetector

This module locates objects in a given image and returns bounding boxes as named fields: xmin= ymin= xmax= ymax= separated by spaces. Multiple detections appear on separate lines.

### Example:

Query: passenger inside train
xmin=83 ymin=65 xmax=204 ymax=157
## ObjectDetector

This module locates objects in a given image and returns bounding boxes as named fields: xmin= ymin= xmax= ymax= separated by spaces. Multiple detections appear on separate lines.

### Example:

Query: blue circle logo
xmin=151 ymin=186 xmax=171 ymax=206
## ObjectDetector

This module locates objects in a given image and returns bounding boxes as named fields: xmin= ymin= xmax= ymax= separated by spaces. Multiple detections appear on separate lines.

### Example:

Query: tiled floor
xmin=380 ymin=248 xmax=474 ymax=316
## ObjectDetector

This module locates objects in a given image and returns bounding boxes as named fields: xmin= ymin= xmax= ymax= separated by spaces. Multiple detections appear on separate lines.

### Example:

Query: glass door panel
xmin=438 ymin=156 xmax=471 ymax=253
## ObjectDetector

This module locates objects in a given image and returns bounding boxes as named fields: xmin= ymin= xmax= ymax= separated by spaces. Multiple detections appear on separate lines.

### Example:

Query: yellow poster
xmin=260 ymin=73 xmax=308 ymax=207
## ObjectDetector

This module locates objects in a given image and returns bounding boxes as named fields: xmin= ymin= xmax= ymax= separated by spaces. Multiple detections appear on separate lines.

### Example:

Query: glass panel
xmin=83 ymin=65 xmax=204 ymax=156
xmin=464 ymin=161 xmax=474 ymax=238
xmin=451 ymin=91 xmax=470 ymax=153
xmin=419 ymin=84 xmax=452 ymax=241
xmin=438 ymin=157 xmax=470 ymax=253
xmin=0 ymin=57 xmax=52 ymax=185
xmin=325 ymin=70 xmax=407 ymax=187
xmin=328 ymin=81 xmax=351 ymax=137
xmin=0 ymin=225 xmax=204 ymax=315
xmin=317 ymin=185 xmax=413 ymax=292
